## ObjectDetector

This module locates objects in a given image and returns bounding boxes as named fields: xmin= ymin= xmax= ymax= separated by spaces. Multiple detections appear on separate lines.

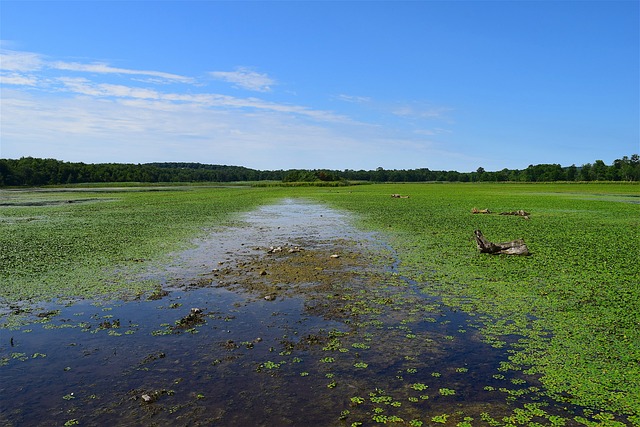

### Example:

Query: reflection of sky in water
xmin=136 ymin=198 xmax=381 ymax=288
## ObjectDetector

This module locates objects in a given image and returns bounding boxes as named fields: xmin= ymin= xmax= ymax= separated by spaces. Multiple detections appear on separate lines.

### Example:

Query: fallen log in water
xmin=474 ymin=229 xmax=530 ymax=256
xmin=499 ymin=210 xmax=530 ymax=219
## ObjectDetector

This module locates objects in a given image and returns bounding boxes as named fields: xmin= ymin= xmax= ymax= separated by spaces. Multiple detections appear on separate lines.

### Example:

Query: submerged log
xmin=474 ymin=230 xmax=530 ymax=256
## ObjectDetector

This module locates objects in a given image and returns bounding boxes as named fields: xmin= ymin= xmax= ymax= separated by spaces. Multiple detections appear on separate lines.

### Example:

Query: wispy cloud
xmin=1 ymin=47 xmax=466 ymax=170
xmin=0 ymin=73 xmax=38 ymax=86
xmin=56 ymin=77 xmax=162 ymax=99
xmin=335 ymin=94 xmax=372 ymax=103
xmin=209 ymin=67 xmax=275 ymax=92
xmin=0 ymin=49 xmax=193 ymax=83
xmin=52 ymin=61 xmax=194 ymax=84
xmin=0 ymin=49 xmax=44 ymax=71
xmin=0 ymin=87 xmax=375 ymax=168
xmin=0 ymin=48 xmax=350 ymax=123
xmin=392 ymin=103 xmax=453 ymax=120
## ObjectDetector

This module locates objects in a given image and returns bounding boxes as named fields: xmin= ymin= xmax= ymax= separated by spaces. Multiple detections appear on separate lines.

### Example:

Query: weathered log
xmin=471 ymin=207 xmax=491 ymax=214
xmin=499 ymin=210 xmax=530 ymax=219
xmin=474 ymin=229 xmax=530 ymax=256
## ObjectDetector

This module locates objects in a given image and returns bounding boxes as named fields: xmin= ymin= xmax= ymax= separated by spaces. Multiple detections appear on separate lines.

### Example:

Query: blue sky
xmin=1 ymin=1 xmax=638 ymax=172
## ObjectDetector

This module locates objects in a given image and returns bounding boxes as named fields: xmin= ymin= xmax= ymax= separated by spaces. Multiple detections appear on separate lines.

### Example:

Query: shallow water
xmin=1 ymin=199 xmax=585 ymax=426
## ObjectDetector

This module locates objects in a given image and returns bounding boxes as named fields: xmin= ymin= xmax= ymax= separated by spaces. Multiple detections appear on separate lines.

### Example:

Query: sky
xmin=1 ymin=1 xmax=638 ymax=172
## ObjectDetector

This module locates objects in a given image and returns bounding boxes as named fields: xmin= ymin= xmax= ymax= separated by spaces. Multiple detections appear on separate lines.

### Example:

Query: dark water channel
xmin=1 ymin=199 xmax=581 ymax=426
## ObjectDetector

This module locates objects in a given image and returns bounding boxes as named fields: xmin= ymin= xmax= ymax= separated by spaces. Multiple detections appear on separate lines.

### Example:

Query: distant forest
xmin=0 ymin=155 xmax=639 ymax=186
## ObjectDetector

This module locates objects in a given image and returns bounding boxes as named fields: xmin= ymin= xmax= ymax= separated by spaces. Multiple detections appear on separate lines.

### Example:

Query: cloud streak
xmin=209 ymin=67 xmax=275 ymax=92
xmin=52 ymin=61 xmax=195 ymax=84
xmin=0 ymin=49 xmax=194 ymax=82
xmin=0 ymin=49 xmax=44 ymax=71
xmin=392 ymin=103 xmax=454 ymax=121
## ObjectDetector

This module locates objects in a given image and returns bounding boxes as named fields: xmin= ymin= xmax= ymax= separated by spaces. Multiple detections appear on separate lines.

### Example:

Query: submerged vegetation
xmin=1 ymin=182 xmax=639 ymax=425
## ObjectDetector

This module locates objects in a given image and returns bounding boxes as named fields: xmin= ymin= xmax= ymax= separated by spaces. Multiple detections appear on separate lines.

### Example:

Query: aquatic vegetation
xmin=3 ymin=183 xmax=639 ymax=426
xmin=350 ymin=396 xmax=365 ymax=405
xmin=352 ymin=342 xmax=370 ymax=349
xmin=303 ymin=182 xmax=640 ymax=418
xmin=0 ymin=186 xmax=286 ymax=312
xmin=410 ymin=383 xmax=428 ymax=391
xmin=431 ymin=413 xmax=450 ymax=423
xmin=439 ymin=387 xmax=456 ymax=396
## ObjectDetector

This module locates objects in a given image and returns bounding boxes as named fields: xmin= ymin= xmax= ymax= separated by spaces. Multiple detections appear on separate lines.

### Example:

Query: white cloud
xmin=335 ymin=94 xmax=372 ymax=103
xmin=0 ymin=49 xmax=44 ymax=71
xmin=0 ymin=48 xmax=467 ymax=170
xmin=209 ymin=67 xmax=275 ymax=92
xmin=0 ymin=48 xmax=194 ymax=84
xmin=50 ymin=74 xmax=351 ymax=123
xmin=392 ymin=104 xmax=453 ymax=120
xmin=51 ymin=61 xmax=194 ymax=84
xmin=0 ymin=88 xmax=364 ymax=167
xmin=1 ymin=87 xmax=450 ymax=170
xmin=57 ymin=77 xmax=163 ymax=100
xmin=0 ymin=72 xmax=38 ymax=86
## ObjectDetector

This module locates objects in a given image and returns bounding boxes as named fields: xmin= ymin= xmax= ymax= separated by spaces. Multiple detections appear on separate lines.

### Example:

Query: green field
xmin=1 ymin=182 xmax=639 ymax=424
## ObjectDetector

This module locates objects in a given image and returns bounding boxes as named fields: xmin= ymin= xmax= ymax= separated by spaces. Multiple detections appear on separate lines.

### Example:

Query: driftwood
xmin=474 ymin=230 xmax=530 ymax=256
xmin=471 ymin=207 xmax=491 ymax=214
xmin=500 ymin=210 xmax=530 ymax=219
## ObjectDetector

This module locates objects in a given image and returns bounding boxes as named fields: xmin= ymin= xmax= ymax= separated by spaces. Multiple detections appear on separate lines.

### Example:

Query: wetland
xmin=1 ymin=184 xmax=639 ymax=426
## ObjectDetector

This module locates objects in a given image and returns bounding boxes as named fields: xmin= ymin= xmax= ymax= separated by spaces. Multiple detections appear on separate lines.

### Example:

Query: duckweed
xmin=3 ymin=183 xmax=639 ymax=426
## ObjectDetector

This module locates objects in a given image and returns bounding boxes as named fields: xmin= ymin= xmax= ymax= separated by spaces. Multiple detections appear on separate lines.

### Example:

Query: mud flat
xmin=1 ymin=199 xmax=586 ymax=426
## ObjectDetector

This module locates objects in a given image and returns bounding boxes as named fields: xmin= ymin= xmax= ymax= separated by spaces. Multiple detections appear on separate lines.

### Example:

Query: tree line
xmin=0 ymin=155 xmax=638 ymax=187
